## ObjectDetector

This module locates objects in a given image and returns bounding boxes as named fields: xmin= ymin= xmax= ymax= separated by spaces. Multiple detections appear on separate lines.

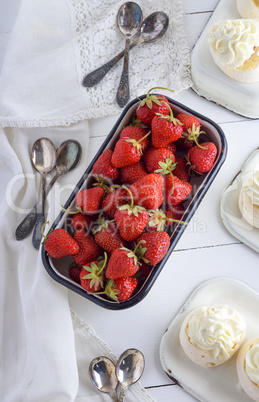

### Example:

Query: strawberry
xmin=176 ymin=113 xmax=205 ymax=149
xmin=137 ymin=262 xmax=152 ymax=279
xmin=120 ymin=126 xmax=149 ymax=152
xmin=111 ymin=131 xmax=150 ymax=168
xmin=151 ymin=110 xmax=183 ymax=148
xmin=143 ymin=147 xmax=175 ymax=174
xmin=73 ymin=231 xmax=102 ymax=266
xmin=69 ymin=213 xmax=94 ymax=232
xmin=92 ymin=216 xmax=126 ymax=254
xmin=105 ymin=247 xmax=139 ymax=279
xmin=165 ymin=142 xmax=177 ymax=154
xmin=187 ymin=142 xmax=217 ymax=174
xmin=136 ymin=231 xmax=170 ymax=265
xmin=128 ymin=173 xmax=164 ymax=210
xmin=92 ymin=149 xmax=119 ymax=181
xmin=165 ymin=174 xmax=192 ymax=206
xmin=113 ymin=277 xmax=138 ymax=301
xmin=101 ymin=186 xmax=128 ymax=218
xmin=44 ymin=228 xmax=79 ymax=258
xmin=136 ymin=88 xmax=170 ymax=125
xmin=114 ymin=187 xmax=149 ymax=241
xmin=79 ymin=254 xmax=107 ymax=292
xmin=119 ymin=160 xmax=148 ymax=184
xmin=173 ymin=157 xmax=191 ymax=182
xmin=97 ymin=277 xmax=138 ymax=302
xmin=165 ymin=203 xmax=185 ymax=226
xmin=68 ymin=263 xmax=82 ymax=284
xmin=75 ymin=186 xmax=104 ymax=215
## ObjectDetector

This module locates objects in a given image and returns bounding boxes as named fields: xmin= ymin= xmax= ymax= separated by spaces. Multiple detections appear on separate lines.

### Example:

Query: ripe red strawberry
xmin=75 ymin=186 xmax=104 ymax=215
xmin=136 ymin=231 xmax=170 ymax=265
xmin=99 ymin=277 xmax=138 ymax=302
xmin=101 ymin=186 xmax=128 ymax=218
xmin=114 ymin=189 xmax=149 ymax=241
xmin=105 ymin=247 xmax=139 ymax=279
xmin=136 ymin=90 xmax=170 ymax=125
xmin=120 ymin=126 xmax=149 ymax=152
xmin=165 ymin=142 xmax=177 ymax=154
xmin=176 ymin=113 xmax=205 ymax=149
xmin=138 ymin=262 xmax=152 ymax=279
xmin=151 ymin=113 xmax=183 ymax=147
xmin=111 ymin=131 xmax=150 ymax=168
xmin=113 ymin=277 xmax=138 ymax=301
xmin=92 ymin=149 xmax=119 ymax=181
xmin=165 ymin=174 xmax=192 ymax=206
xmin=119 ymin=160 xmax=148 ymax=184
xmin=143 ymin=147 xmax=175 ymax=173
xmin=165 ymin=203 xmax=185 ymax=227
xmin=187 ymin=142 xmax=217 ymax=174
xmin=173 ymin=157 xmax=190 ymax=182
xmin=128 ymin=173 xmax=164 ymax=210
xmin=93 ymin=218 xmax=126 ymax=254
xmin=79 ymin=254 xmax=107 ymax=292
xmin=69 ymin=213 xmax=94 ymax=232
xmin=73 ymin=231 xmax=102 ymax=266
xmin=44 ymin=228 xmax=79 ymax=258
xmin=68 ymin=263 xmax=82 ymax=284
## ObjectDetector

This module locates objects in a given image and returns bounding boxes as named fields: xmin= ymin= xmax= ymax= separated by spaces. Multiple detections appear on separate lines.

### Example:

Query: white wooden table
xmin=1 ymin=1 xmax=259 ymax=401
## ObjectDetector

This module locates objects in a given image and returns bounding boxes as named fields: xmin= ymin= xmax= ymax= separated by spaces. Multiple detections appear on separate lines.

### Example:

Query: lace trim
xmin=70 ymin=308 xmax=155 ymax=402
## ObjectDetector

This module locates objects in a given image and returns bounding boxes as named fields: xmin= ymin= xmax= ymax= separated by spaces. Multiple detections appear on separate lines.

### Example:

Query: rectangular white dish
xmin=160 ymin=278 xmax=259 ymax=402
xmin=191 ymin=0 xmax=259 ymax=118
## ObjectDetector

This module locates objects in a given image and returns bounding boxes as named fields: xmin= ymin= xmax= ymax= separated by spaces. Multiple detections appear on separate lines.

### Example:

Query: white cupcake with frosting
xmin=236 ymin=0 xmax=259 ymax=22
xmin=179 ymin=304 xmax=246 ymax=367
xmin=236 ymin=337 xmax=259 ymax=401
xmin=208 ymin=19 xmax=259 ymax=82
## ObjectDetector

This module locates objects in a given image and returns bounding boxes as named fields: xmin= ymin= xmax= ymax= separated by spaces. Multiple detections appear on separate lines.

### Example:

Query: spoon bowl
xmin=15 ymin=139 xmax=82 ymax=243
xmin=89 ymin=356 xmax=118 ymax=401
xmin=82 ymin=11 xmax=169 ymax=88
xmin=116 ymin=2 xmax=143 ymax=108
xmin=115 ymin=348 xmax=145 ymax=401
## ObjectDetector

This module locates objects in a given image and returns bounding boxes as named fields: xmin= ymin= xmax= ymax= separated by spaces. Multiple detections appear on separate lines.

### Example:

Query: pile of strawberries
xmin=43 ymin=88 xmax=217 ymax=303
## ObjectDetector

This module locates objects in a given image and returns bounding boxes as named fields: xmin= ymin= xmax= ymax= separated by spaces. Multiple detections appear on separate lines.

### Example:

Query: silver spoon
xmin=115 ymin=348 xmax=145 ymax=402
xmin=15 ymin=140 xmax=82 ymax=243
xmin=89 ymin=356 xmax=119 ymax=402
xmin=30 ymin=138 xmax=57 ymax=250
xmin=116 ymin=2 xmax=143 ymax=108
xmin=82 ymin=12 xmax=169 ymax=88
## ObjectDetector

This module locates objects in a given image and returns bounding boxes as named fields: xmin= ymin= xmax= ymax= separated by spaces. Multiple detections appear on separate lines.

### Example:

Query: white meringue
xmin=236 ymin=0 xmax=259 ymax=22
xmin=239 ymin=170 xmax=259 ymax=228
xmin=236 ymin=337 xmax=259 ymax=401
xmin=179 ymin=304 xmax=246 ymax=367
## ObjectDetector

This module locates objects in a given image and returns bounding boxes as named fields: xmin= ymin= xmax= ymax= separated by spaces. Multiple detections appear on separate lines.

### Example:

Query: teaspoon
xmin=89 ymin=356 xmax=118 ymax=402
xmin=15 ymin=140 xmax=82 ymax=243
xmin=116 ymin=2 xmax=143 ymax=108
xmin=83 ymin=12 xmax=169 ymax=88
xmin=115 ymin=348 xmax=145 ymax=402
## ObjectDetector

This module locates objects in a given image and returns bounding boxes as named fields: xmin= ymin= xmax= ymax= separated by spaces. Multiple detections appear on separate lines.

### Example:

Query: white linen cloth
xmin=0 ymin=0 xmax=191 ymax=400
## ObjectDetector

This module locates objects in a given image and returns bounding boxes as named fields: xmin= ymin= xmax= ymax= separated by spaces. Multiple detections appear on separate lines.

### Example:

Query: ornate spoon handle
xmin=116 ymin=38 xmax=130 ymax=108
xmin=15 ymin=172 xmax=59 ymax=241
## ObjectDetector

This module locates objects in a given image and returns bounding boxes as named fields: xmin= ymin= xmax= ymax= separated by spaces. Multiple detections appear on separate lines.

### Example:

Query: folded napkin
xmin=0 ymin=0 xmax=191 ymax=400
xmin=0 ymin=0 xmax=191 ymax=127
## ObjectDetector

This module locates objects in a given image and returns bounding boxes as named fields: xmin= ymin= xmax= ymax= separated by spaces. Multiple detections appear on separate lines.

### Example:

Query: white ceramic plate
xmin=191 ymin=0 xmax=259 ymax=118
xmin=220 ymin=148 xmax=259 ymax=253
xmin=160 ymin=277 xmax=259 ymax=402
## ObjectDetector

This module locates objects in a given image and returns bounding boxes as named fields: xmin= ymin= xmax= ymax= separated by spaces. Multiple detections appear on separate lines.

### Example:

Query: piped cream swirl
xmin=239 ymin=170 xmax=259 ymax=228
xmin=208 ymin=19 xmax=259 ymax=70
xmin=185 ymin=305 xmax=246 ymax=362
xmin=245 ymin=339 xmax=259 ymax=386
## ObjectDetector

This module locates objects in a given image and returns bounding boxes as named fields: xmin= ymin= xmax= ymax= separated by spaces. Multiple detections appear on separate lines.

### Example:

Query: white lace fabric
xmin=0 ymin=0 xmax=192 ymax=127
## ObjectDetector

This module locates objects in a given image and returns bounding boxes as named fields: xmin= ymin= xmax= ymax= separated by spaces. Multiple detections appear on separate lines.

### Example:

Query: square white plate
xmin=220 ymin=148 xmax=259 ymax=253
xmin=160 ymin=277 xmax=259 ymax=402
xmin=191 ymin=0 xmax=259 ymax=118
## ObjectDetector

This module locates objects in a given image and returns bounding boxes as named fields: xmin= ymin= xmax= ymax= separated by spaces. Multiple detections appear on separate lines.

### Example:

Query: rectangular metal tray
xmin=42 ymin=95 xmax=227 ymax=310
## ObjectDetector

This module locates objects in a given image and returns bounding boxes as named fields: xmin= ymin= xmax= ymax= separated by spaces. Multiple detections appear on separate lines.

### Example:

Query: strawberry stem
xmin=147 ymin=87 xmax=174 ymax=97
xmin=122 ymin=185 xmax=134 ymax=208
